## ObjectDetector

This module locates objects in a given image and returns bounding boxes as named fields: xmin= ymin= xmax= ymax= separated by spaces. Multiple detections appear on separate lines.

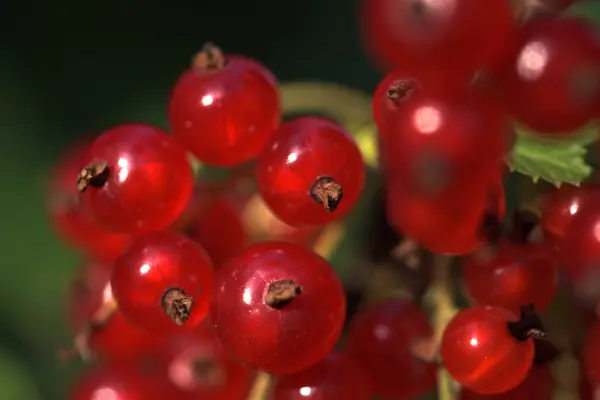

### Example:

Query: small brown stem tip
xmin=265 ymin=280 xmax=302 ymax=309
xmin=310 ymin=176 xmax=343 ymax=212
xmin=386 ymin=80 xmax=415 ymax=104
xmin=77 ymin=161 xmax=109 ymax=192
xmin=162 ymin=288 xmax=194 ymax=326
xmin=192 ymin=42 xmax=226 ymax=71
xmin=506 ymin=303 xmax=547 ymax=342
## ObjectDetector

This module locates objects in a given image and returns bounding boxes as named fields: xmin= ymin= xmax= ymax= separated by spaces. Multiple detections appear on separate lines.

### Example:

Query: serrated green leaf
xmin=507 ymin=124 xmax=599 ymax=186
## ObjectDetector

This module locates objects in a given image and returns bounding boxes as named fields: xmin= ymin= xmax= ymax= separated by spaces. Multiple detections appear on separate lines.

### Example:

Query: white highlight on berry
xmin=117 ymin=157 xmax=129 ymax=182
xmin=516 ymin=41 xmax=549 ymax=81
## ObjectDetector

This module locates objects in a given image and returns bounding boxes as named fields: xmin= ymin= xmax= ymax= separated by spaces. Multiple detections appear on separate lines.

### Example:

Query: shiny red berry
xmin=70 ymin=365 xmax=177 ymax=400
xmin=210 ymin=241 xmax=346 ymax=374
xmin=111 ymin=231 xmax=214 ymax=333
xmin=256 ymin=117 xmax=365 ymax=227
xmin=67 ymin=260 xmax=158 ymax=362
xmin=78 ymin=123 xmax=193 ymax=234
xmin=462 ymin=241 xmax=559 ymax=313
xmin=272 ymin=350 xmax=372 ymax=400
xmin=157 ymin=324 xmax=252 ymax=400
xmin=459 ymin=365 xmax=552 ymax=400
xmin=441 ymin=305 xmax=541 ymax=394
xmin=345 ymin=299 xmax=437 ymax=399
xmin=501 ymin=17 xmax=600 ymax=134
xmin=169 ymin=43 xmax=281 ymax=166
xmin=359 ymin=0 xmax=514 ymax=73
xmin=47 ymin=140 xmax=130 ymax=261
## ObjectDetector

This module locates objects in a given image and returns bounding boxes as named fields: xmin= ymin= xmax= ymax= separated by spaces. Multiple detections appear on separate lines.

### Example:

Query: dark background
xmin=0 ymin=1 xmax=598 ymax=399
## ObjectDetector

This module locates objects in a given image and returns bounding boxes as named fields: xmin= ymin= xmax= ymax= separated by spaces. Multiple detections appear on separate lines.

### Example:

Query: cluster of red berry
xmin=43 ymin=0 xmax=600 ymax=399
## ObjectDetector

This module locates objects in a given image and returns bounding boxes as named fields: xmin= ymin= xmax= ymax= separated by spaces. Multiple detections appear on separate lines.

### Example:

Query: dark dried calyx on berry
xmin=310 ymin=176 xmax=343 ymax=212
xmin=265 ymin=279 xmax=302 ymax=309
xmin=162 ymin=287 xmax=194 ymax=326
xmin=192 ymin=42 xmax=226 ymax=72
xmin=386 ymin=80 xmax=415 ymax=104
xmin=77 ymin=162 xmax=109 ymax=192
xmin=191 ymin=357 xmax=225 ymax=387
xmin=506 ymin=303 xmax=547 ymax=342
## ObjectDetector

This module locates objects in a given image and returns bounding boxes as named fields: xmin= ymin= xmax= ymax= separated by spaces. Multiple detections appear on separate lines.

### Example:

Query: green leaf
xmin=507 ymin=124 xmax=599 ymax=187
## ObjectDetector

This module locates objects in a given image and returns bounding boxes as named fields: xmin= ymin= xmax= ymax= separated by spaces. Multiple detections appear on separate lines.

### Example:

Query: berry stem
xmin=161 ymin=287 xmax=194 ymax=326
xmin=246 ymin=371 xmax=273 ymax=400
xmin=390 ymin=238 xmax=420 ymax=269
xmin=424 ymin=254 xmax=458 ymax=400
xmin=506 ymin=303 xmax=547 ymax=342
xmin=77 ymin=161 xmax=109 ymax=192
xmin=192 ymin=42 xmax=226 ymax=71
xmin=265 ymin=280 xmax=302 ymax=309
xmin=310 ymin=176 xmax=343 ymax=212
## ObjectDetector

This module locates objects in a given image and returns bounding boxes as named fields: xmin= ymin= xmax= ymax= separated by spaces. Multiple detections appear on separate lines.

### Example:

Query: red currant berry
xmin=168 ymin=43 xmax=281 ymax=166
xmin=210 ymin=241 xmax=346 ymax=375
xmin=157 ymin=324 xmax=252 ymax=400
xmin=441 ymin=305 xmax=542 ymax=394
xmin=359 ymin=0 xmax=515 ymax=73
xmin=47 ymin=141 xmax=130 ymax=261
xmin=272 ymin=350 xmax=372 ymax=400
xmin=501 ymin=17 xmax=600 ymax=134
xmin=111 ymin=231 xmax=213 ymax=333
xmin=256 ymin=117 xmax=365 ymax=227
xmin=188 ymin=196 xmax=248 ymax=268
xmin=540 ymin=185 xmax=594 ymax=250
xmin=77 ymin=123 xmax=193 ymax=234
xmin=66 ymin=260 xmax=158 ymax=362
xmin=345 ymin=299 xmax=437 ymax=399
xmin=462 ymin=240 xmax=559 ymax=313
xmin=70 ymin=365 xmax=177 ymax=400
xmin=583 ymin=319 xmax=600 ymax=386
xmin=459 ymin=365 xmax=552 ymax=400
xmin=387 ymin=174 xmax=505 ymax=255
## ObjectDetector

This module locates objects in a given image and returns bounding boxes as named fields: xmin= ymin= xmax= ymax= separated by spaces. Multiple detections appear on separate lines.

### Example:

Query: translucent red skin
xmin=69 ymin=365 xmax=177 ymax=400
xmin=345 ymin=299 xmax=437 ymax=399
xmin=441 ymin=305 xmax=534 ymax=395
xmin=462 ymin=241 xmax=559 ymax=313
xmin=459 ymin=366 xmax=552 ymax=400
xmin=272 ymin=350 xmax=372 ymax=400
xmin=111 ymin=231 xmax=214 ymax=333
xmin=583 ymin=320 xmax=600 ymax=385
xmin=79 ymin=123 xmax=193 ymax=235
xmin=168 ymin=55 xmax=281 ymax=167
xmin=500 ymin=17 xmax=600 ymax=134
xmin=210 ymin=241 xmax=346 ymax=375
xmin=47 ymin=141 xmax=130 ymax=261
xmin=540 ymin=185 xmax=594 ymax=253
xmin=256 ymin=117 xmax=365 ymax=227
xmin=387 ymin=174 xmax=505 ymax=255
xmin=67 ymin=260 xmax=158 ymax=362
xmin=156 ymin=324 xmax=252 ymax=400
xmin=190 ymin=197 xmax=248 ymax=268
xmin=359 ymin=0 xmax=515 ymax=73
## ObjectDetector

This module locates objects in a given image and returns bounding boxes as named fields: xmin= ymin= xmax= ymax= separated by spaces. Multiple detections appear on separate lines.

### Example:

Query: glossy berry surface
xmin=188 ymin=197 xmax=248 ymax=268
xmin=70 ymin=365 xmax=176 ymax=400
xmin=78 ymin=123 xmax=193 ymax=234
xmin=346 ymin=299 xmax=437 ymax=399
xmin=387 ymin=174 xmax=505 ymax=255
xmin=256 ymin=117 xmax=365 ymax=227
xmin=67 ymin=260 xmax=158 ymax=361
xmin=460 ymin=365 xmax=552 ymax=400
xmin=111 ymin=231 xmax=214 ymax=333
xmin=210 ymin=241 xmax=346 ymax=374
xmin=169 ymin=45 xmax=281 ymax=166
xmin=272 ymin=350 xmax=372 ymax=400
xmin=501 ymin=17 xmax=600 ymax=133
xmin=157 ymin=324 xmax=251 ymax=400
xmin=359 ymin=0 xmax=514 ymax=73
xmin=441 ymin=305 xmax=535 ymax=394
xmin=463 ymin=241 xmax=559 ymax=313
xmin=47 ymin=140 xmax=130 ymax=261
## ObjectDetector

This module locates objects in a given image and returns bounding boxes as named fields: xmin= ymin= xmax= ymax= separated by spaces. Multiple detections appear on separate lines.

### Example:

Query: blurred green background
xmin=1 ymin=1 xmax=599 ymax=399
